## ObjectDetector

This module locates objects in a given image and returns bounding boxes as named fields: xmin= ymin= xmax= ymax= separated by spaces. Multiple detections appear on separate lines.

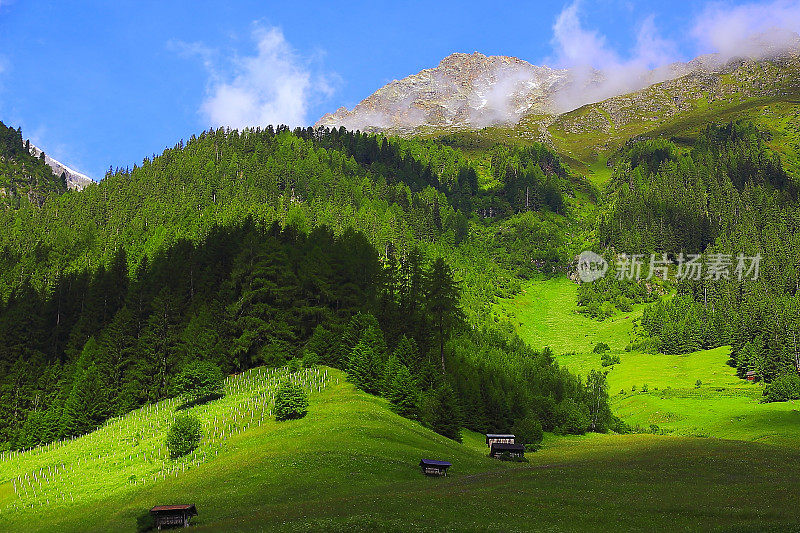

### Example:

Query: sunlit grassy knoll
xmin=3 ymin=365 xmax=800 ymax=531
xmin=494 ymin=276 xmax=644 ymax=355
xmin=498 ymin=277 xmax=800 ymax=446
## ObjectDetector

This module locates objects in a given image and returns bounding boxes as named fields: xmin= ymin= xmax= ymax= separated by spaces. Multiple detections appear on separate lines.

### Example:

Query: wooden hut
xmin=485 ymin=434 xmax=515 ymax=448
xmin=489 ymin=442 xmax=525 ymax=459
xmin=150 ymin=504 xmax=197 ymax=529
xmin=419 ymin=459 xmax=451 ymax=476
xmin=746 ymin=370 xmax=757 ymax=382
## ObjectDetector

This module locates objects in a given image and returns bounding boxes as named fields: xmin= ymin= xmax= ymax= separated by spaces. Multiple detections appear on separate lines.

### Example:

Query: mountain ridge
xmin=316 ymin=43 xmax=800 ymax=136
xmin=28 ymin=144 xmax=93 ymax=190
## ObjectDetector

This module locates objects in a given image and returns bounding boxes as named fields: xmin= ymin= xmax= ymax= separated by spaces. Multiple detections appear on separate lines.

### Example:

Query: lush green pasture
xmin=2 ymin=365 xmax=800 ymax=532
xmin=498 ymin=277 xmax=800 ymax=445
xmin=494 ymin=276 xmax=644 ymax=354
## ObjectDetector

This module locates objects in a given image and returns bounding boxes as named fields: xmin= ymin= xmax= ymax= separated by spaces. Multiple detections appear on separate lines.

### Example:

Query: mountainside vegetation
xmin=0 ymin=121 xmax=68 ymax=206
xmin=597 ymin=121 xmax=800 ymax=385
xmin=4 ymin=52 xmax=800 ymax=530
xmin=0 ymin=123 xmax=609 ymax=453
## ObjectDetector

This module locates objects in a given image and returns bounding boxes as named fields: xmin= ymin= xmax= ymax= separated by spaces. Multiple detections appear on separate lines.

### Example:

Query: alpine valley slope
xmin=3 ymin=366 xmax=800 ymax=532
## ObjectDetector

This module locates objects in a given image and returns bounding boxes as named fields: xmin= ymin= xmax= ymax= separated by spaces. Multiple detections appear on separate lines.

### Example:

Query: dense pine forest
xmin=595 ymin=121 xmax=800 ymax=384
xmin=0 ymin=121 xmax=608 ymax=451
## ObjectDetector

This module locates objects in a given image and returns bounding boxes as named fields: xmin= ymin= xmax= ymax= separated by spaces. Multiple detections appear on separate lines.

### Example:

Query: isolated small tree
xmin=175 ymin=361 xmax=225 ymax=405
xmin=274 ymin=382 xmax=309 ymax=421
xmin=593 ymin=342 xmax=611 ymax=354
xmin=586 ymin=369 xmax=610 ymax=432
xmin=512 ymin=413 xmax=543 ymax=449
xmin=166 ymin=414 xmax=201 ymax=459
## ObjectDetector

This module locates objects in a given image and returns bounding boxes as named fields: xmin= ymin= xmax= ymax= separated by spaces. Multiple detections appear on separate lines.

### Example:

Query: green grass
xmin=497 ymin=277 xmax=800 ymax=446
xmin=494 ymin=276 xmax=645 ymax=354
xmin=3 ymin=365 xmax=800 ymax=531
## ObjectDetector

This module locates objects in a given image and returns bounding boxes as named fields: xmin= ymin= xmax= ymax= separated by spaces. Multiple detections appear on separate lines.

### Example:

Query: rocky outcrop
xmin=316 ymin=52 xmax=573 ymax=133
xmin=316 ymin=35 xmax=800 ymax=136
xmin=28 ymin=145 xmax=94 ymax=191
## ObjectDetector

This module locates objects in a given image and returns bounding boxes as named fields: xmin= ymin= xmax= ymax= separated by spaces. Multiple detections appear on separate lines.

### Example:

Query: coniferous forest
xmin=0 ymin=121 xmax=608 ymax=451
xmin=595 ymin=122 xmax=800 ymax=383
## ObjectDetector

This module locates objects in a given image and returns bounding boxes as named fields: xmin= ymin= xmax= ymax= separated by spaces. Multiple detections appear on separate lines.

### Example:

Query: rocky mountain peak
xmin=315 ymin=52 xmax=570 ymax=133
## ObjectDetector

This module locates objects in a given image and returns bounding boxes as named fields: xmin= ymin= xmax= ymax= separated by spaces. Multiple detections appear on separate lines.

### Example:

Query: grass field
xmin=3 ymin=365 xmax=800 ymax=532
xmin=497 ymin=277 xmax=800 ymax=446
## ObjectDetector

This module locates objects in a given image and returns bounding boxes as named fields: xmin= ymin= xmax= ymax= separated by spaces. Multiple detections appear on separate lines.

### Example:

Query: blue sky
xmin=0 ymin=0 xmax=798 ymax=179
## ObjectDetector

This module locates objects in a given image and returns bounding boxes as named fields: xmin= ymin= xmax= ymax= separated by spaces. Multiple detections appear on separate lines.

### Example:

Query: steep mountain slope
xmin=0 ymin=121 xmax=68 ymax=205
xmin=315 ymin=47 xmax=800 ymax=184
xmin=539 ymin=53 xmax=800 ymax=172
xmin=28 ymin=144 xmax=93 ymax=190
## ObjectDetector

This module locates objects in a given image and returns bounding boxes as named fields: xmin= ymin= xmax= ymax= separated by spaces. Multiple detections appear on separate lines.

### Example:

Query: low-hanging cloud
xmin=692 ymin=0 xmax=800 ymax=59
xmin=545 ymin=0 xmax=800 ymax=112
xmin=178 ymin=26 xmax=335 ymax=129
xmin=548 ymin=1 xmax=680 ymax=112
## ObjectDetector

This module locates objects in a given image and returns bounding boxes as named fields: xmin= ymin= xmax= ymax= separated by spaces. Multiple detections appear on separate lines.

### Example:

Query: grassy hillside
xmin=3 ymin=365 xmax=800 ymax=532
xmin=513 ymin=56 xmax=800 ymax=183
xmin=497 ymin=277 xmax=800 ymax=446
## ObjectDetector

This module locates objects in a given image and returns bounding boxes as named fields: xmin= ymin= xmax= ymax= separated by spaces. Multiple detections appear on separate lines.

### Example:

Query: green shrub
xmin=287 ymin=358 xmax=302 ymax=373
xmin=695 ymin=379 xmax=702 ymax=388
xmin=301 ymin=350 xmax=319 ymax=368
xmin=600 ymin=353 xmax=620 ymax=366
xmin=762 ymin=373 xmax=800 ymax=403
xmin=274 ymin=382 xmax=309 ymax=421
xmin=175 ymin=361 xmax=225 ymax=406
xmin=511 ymin=413 xmax=543 ymax=447
xmin=593 ymin=342 xmax=611 ymax=354
xmin=166 ymin=414 xmax=201 ymax=459
xmin=616 ymin=296 xmax=633 ymax=312
xmin=554 ymin=398 xmax=589 ymax=435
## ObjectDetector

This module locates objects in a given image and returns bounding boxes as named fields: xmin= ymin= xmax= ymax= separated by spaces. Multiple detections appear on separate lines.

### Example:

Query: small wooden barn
xmin=419 ymin=459 xmax=451 ymax=476
xmin=150 ymin=504 xmax=198 ymax=529
xmin=489 ymin=442 xmax=525 ymax=459
xmin=485 ymin=434 xmax=515 ymax=448
xmin=746 ymin=370 xmax=757 ymax=382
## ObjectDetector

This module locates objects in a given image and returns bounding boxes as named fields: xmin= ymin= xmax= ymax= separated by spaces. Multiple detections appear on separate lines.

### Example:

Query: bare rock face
xmin=316 ymin=34 xmax=800 ymax=135
xmin=28 ymin=145 xmax=94 ymax=191
xmin=315 ymin=52 xmax=572 ymax=133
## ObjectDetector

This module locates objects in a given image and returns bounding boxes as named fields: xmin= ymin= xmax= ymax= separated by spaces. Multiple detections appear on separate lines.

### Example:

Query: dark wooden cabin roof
xmin=490 ymin=442 xmax=525 ymax=453
xmin=419 ymin=459 xmax=452 ymax=467
xmin=151 ymin=504 xmax=197 ymax=515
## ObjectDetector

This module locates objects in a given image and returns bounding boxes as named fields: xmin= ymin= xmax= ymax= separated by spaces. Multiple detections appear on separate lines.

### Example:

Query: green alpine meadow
xmin=3 ymin=2 xmax=800 ymax=531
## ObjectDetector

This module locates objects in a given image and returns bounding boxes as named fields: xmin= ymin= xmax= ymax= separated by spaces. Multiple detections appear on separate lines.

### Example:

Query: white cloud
xmin=545 ymin=0 xmax=800 ymax=112
xmin=548 ymin=1 xmax=679 ymax=111
xmin=179 ymin=26 xmax=335 ymax=129
xmin=691 ymin=0 xmax=800 ymax=59
xmin=550 ymin=1 xmax=621 ymax=69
